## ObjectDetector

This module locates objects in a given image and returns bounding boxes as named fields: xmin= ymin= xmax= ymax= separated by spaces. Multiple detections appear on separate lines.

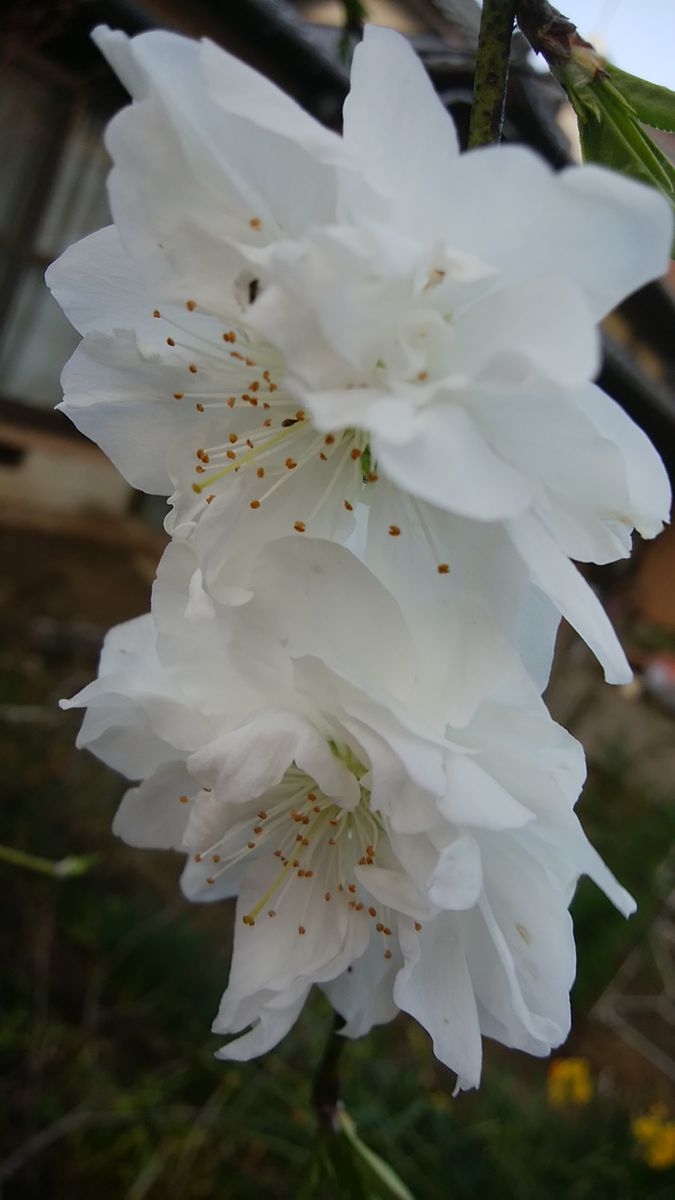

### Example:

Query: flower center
xmin=152 ymin=303 xmax=382 ymax=532
xmin=186 ymin=746 xmax=403 ymax=954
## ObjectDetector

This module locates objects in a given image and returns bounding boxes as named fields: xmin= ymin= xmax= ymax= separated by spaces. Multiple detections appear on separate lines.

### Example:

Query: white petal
xmin=439 ymin=145 xmax=671 ymax=319
xmin=578 ymin=383 xmax=671 ymax=539
xmin=454 ymin=274 xmax=599 ymax=389
xmin=323 ymin=936 xmax=399 ymax=1039
xmin=440 ymin=753 xmax=534 ymax=830
xmin=355 ymin=865 xmax=431 ymax=922
xmin=372 ymin=402 xmax=534 ymax=520
xmin=428 ymin=832 xmax=483 ymax=911
xmin=394 ymin=915 xmax=482 ymax=1091
xmin=46 ymin=226 xmax=148 ymax=337
xmin=506 ymin=511 xmax=631 ymax=683
xmin=343 ymin=26 xmax=459 ymax=236
xmin=58 ymin=332 xmax=197 ymax=494
xmin=215 ymin=985 xmax=310 ymax=1061
xmin=189 ymin=708 xmax=360 ymax=807
xmin=555 ymin=164 xmax=673 ymax=319
xmin=513 ymin=585 xmax=560 ymax=694
xmin=113 ymin=761 xmax=195 ymax=848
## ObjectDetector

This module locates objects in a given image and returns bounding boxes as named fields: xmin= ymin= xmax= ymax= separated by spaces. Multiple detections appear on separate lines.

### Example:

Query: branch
xmin=311 ymin=1012 xmax=347 ymax=1131
xmin=468 ymin=0 xmax=516 ymax=147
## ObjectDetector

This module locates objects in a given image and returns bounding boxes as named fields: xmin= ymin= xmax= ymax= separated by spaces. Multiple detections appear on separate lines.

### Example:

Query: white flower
xmin=63 ymin=537 xmax=632 ymax=1089
xmin=47 ymin=25 xmax=671 ymax=686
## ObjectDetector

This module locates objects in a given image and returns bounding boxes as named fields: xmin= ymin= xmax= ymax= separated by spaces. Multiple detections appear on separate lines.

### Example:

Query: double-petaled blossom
xmin=62 ymin=539 xmax=632 ymax=1089
xmin=48 ymin=24 xmax=672 ymax=688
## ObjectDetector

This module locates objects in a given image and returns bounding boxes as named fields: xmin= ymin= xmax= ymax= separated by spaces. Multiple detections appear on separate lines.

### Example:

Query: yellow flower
xmin=632 ymin=1105 xmax=675 ymax=1170
xmin=546 ymin=1057 xmax=593 ymax=1108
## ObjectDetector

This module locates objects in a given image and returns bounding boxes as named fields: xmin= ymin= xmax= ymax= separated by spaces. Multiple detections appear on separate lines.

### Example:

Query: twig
xmin=468 ymin=0 xmax=516 ymax=147
xmin=311 ymin=1012 xmax=347 ymax=1132
xmin=515 ymin=0 xmax=600 ymax=71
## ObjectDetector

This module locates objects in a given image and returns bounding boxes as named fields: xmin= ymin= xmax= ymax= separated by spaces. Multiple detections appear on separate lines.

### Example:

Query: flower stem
xmin=468 ymin=0 xmax=516 ymax=147
xmin=311 ymin=1012 xmax=347 ymax=1132
xmin=0 ymin=842 xmax=97 ymax=878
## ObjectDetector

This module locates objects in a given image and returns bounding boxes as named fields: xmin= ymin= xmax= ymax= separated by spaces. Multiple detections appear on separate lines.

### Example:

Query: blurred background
xmin=0 ymin=1 xmax=674 ymax=1195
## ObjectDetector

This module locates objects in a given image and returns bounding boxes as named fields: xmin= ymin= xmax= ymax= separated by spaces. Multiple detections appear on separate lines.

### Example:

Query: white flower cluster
xmin=49 ymin=25 xmax=671 ymax=1090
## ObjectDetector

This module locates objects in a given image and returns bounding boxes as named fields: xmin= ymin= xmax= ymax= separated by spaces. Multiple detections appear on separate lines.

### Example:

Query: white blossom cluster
xmin=48 ymin=25 xmax=672 ymax=1090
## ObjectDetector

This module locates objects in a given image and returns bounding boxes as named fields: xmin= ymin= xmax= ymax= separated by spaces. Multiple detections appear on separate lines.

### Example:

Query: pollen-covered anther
xmin=242 ymin=914 xmax=255 ymax=926
xmin=247 ymin=841 xmax=255 ymax=849
xmin=195 ymin=403 xmax=204 ymax=412
xmin=368 ymin=906 xmax=377 ymax=918
xmin=294 ymin=521 xmax=306 ymax=533
xmin=228 ymin=432 xmax=238 ymax=444
xmin=195 ymin=465 xmax=205 ymax=474
xmin=325 ymin=434 xmax=335 ymax=445
xmin=222 ymin=331 xmax=236 ymax=343
xmin=253 ymin=826 xmax=263 ymax=836
xmin=347 ymin=883 xmax=357 ymax=895
xmin=249 ymin=217 xmax=262 ymax=230
xmin=194 ymin=853 xmax=202 ymax=863
xmin=376 ymin=922 xmax=384 ymax=932
xmin=188 ymin=363 xmax=198 ymax=374
xmin=248 ymin=381 xmax=260 ymax=392
xmin=285 ymin=457 xmax=297 ymax=470
xmin=152 ymin=309 xmax=161 ymax=318
xmin=344 ymin=500 xmax=353 ymax=512
xmin=417 ymin=370 xmax=428 ymax=381
xmin=268 ymin=910 xmax=276 ymax=918
xmin=298 ymin=925 xmax=306 ymax=935
xmin=206 ymin=877 xmax=215 ymax=885
xmin=384 ymin=949 xmax=393 ymax=959
xmin=173 ymin=391 xmax=184 ymax=400
xmin=437 ymin=563 xmax=450 ymax=574
xmin=367 ymin=472 xmax=379 ymax=482
xmin=192 ymin=483 xmax=202 ymax=494
xmin=350 ymin=448 xmax=361 ymax=461
xmin=178 ymin=794 xmax=189 ymax=804
xmin=250 ymin=500 xmax=261 ymax=510
xmin=166 ymin=337 xmax=175 ymax=347
xmin=212 ymin=854 xmax=221 ymax=863
xmin=226 ymin=450 xmax=236 ymax=460
xmin=185 ymin=299 xmax=197 ymax=311
xmin=354 ymin=902 xmax=364 ymax=911
xmin=227 ymin=397 xmax=236 ymax=408
xmin=324 ymin=892 xmax=331 ymax=901
xmin=414 ymin=921 xmax=422 ymax=931
xmin=206 ymin=494 xmax=215 ymax=503
xmin=388 ymin=525 xmax=401 ymax=537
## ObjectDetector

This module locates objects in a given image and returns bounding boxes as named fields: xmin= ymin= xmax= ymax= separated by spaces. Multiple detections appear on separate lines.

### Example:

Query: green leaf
xmin=338 ymin=1110 xmax=416 ymax=1200
xmin=605 ymin=64 xmax=675 ymax=134
xmin=561 ymin=65 xmax=675 ymax=256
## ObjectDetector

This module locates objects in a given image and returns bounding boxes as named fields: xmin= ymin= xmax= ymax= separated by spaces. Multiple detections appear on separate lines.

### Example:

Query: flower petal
xmin=372 ymin=402 xmax=534 ymax=520
xmin=343 ymin=25 xmax=459 ymax=236
xmin=506 ymin=511 xmax=631 ymax=684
